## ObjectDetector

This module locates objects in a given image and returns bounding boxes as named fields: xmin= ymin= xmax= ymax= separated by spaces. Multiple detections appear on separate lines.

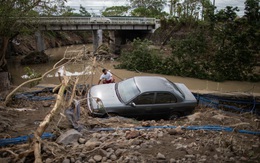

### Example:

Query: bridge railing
xmin=26 ymin=17 xmax=158 ymax=25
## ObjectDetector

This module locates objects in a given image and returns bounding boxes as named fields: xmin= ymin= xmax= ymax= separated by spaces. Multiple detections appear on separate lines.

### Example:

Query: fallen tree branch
xmin=67 ymin=77 xmax=79 ymax=107
xmin=4 ymin=48 xmax=71 ymax=106
xmin=32 ymin=78 xmax=68 ymax=163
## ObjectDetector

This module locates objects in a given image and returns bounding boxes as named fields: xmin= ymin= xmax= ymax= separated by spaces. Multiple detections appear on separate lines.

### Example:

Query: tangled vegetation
xmin=117 ymin=1 xmax=260 ymax=82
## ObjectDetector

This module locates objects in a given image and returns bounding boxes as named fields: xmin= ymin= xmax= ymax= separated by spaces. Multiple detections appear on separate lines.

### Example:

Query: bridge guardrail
xmin=20 ymin=17 xmax=159 ymax=25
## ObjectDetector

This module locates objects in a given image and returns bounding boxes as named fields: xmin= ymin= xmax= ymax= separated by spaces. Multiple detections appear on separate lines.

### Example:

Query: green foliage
xmin=129 ymin=0 xmax=168 ymax=18
xmin=102 ymin=6 xmax=130 ymax=16
xmin=79 ymin=5 xmax=91 ymax=17
xmin=116 ymin=38 xmax=162 ymax=72
xmin=118 ymin=3 xmax=259 ymax=82
xmin=0 ymin=0 xmax=66 ymax=71
xmin=24 ymin=67 xmax=41 ymax=87
xmin=61 ymin=6 xmax=77 ymax=16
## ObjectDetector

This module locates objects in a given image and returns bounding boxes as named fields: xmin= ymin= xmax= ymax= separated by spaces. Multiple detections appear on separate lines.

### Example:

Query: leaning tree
xmin=0 ymin=0 xmax=66 ymax=90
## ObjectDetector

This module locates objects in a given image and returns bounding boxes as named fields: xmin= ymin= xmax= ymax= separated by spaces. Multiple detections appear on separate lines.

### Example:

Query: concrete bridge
xmin=31 ymin=17 xmax=160 ymax=52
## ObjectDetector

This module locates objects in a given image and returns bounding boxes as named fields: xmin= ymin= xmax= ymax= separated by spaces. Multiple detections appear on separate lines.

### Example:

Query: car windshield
xmin=116 ymin=78 xmax=140 ymax=103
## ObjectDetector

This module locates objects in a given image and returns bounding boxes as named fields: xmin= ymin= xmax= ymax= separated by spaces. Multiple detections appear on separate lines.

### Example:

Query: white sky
xmin=66 ymin=0 xmax=246 ymax=16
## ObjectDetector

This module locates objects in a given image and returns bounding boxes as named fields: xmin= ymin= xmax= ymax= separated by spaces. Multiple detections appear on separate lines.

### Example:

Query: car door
xmin=150 ymin=92 xmax=178 ymax=117
xmin=126 ymin=92 xmax=155 ymax=118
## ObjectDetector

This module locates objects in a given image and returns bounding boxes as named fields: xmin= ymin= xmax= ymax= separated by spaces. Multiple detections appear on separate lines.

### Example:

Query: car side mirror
xmin=129 ymin=102 xmax=136 ymax=107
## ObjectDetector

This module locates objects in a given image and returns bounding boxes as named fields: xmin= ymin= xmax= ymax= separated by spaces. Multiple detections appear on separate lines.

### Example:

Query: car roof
xmin=134 ymin=76 xmax=176 ymax=93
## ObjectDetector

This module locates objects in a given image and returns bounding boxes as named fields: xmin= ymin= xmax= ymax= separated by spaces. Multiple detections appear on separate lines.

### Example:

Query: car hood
xmin=175 ymin=83 xmax=197 ymax=101
xmin=88 ymin=84 xmax=123 ymax=109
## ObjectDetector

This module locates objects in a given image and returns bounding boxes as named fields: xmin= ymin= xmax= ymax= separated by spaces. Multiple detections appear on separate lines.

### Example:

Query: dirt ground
xmin=0 ymin=91 xmax=260 ymax=163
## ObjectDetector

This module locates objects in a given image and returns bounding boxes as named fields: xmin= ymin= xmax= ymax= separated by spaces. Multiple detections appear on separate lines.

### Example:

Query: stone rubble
xmin=1 ymin=108 xmax=259 ymax=162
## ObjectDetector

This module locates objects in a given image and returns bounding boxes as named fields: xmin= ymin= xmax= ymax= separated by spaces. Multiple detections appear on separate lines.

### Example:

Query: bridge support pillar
xmin=109 ymin=31 xmax=121 ymax=54
xmin=35 ymin=30 xmax=45 ymax=52
xmin=92 ymin=30 xmax=103 ymax=53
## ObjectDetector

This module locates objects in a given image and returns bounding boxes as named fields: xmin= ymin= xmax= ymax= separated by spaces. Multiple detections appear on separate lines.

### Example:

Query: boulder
xmin=93 ymin=155 xmax=102 ymax=162
xmin=21 ymin=51 xmax=49 ymax=65
xmin=56 ymin=129 xmax=82 ymax=145
xmin=156 ymin=153 xmax=166 ymax=160
xmin=125 ymin=131 xmax=140 ymax=139
xmin=84 ymin=139 xmax=101 ymax=150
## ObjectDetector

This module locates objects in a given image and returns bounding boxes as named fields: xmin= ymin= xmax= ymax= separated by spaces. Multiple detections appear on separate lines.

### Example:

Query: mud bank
xmin=9 ymin=31 xmax=92 ymax=56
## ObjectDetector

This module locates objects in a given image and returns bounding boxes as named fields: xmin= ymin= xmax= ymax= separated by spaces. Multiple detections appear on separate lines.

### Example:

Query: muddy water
xmin=8 ymin=45 xmax=260 ymax=93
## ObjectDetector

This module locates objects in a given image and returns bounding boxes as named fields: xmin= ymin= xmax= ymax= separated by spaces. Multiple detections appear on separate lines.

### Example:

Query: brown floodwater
xmin=8 ymin=45 xmax=260 ymax=93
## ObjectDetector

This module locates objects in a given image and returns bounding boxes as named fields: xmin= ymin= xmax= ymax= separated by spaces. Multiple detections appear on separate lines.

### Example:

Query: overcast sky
xmin=66 ymin=0 xmax=246 ymax=16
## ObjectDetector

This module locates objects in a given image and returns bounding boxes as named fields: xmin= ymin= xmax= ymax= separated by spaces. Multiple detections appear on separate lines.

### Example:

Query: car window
xmin=117 ymin=78 xmax=140 ymax=103
xmin=155 ymin=92 xmax=177 ymax=104
xmin=133 ymin=93 xmax=155 ymax=105
xmin=167 ymin=80 xmax=184 ymax=98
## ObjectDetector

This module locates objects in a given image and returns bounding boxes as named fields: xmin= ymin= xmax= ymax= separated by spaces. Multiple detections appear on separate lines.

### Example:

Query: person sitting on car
xmin=98 ymin=68 xmax=115 ymax=84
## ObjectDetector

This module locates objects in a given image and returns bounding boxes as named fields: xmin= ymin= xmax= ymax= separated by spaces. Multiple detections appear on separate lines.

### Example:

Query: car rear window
xmin=167 ymin=80 xmax=185 ymax=98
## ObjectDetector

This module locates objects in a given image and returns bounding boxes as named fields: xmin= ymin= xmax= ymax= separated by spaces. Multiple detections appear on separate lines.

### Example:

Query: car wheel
xmin=169 ymin=112 xmax=180 ymax=120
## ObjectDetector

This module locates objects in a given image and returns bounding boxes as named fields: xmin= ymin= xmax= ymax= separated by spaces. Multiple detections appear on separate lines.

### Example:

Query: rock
xmin=170 ymin=158 xmax=176 ymax=163
xmin=156 ymin=153 xmax=166 ymax=160
xmin=110 ymin=154 xmax=117 ymax=161
xmin=175 ymin=143 xmax=187 ymax=150
xmin=141 ymin=121 xmax=151 ymax=127
xmin=212 ymin=114 xmax=226 ymax=121
xmin=187 ymin=112 xmax=202 ymax=121
xmin=45 ymin=158 xmax=52 ymax=163
xmin=102 ymin=157 xmax=107 ymax=162
xmin=240 ymin=157 xmax=247 ymax=161
xmin=88 ymin=158 xmax=95 ymax=163
xmin=175 ymin=126 xmax=184 ymax=134
xmin=185 ymin=149 xmax=193 ymax=155
xmin=43 ymin=102 xmax=51 ymax=107
xmin=93 ymin=155 xmax=102 ymax=162
xmin=168 ymin=129 xmax=178 ymax=135
xmin=115 ymin=149 xmax=126 ymax=157
xmin=62 ymin=158 xmax=70 ymax=163
xmin=21 ymin=51 xmax=49 ymax=65
xmin=99 ymin=149 xmax=108 ymax=157
xmin=185 ymin=155 xmax=195 ymax=159
xmin=126 ymin=131 xmax=140 ymax=139
xmin=78 ymin=138 xmax=86 ymax=144
xmin=56 ymin=129 xmax=82 ymax=145
xmin=199 ymin=158 xmax=207 ymax=162
xmin=252 ymin=144 xmax=259 ymax=149
xmin=85 ymin=139 xmax=101 ymax=150
xmin=157 ymin=131 xmax=163 ymax=137
xmin=106 ymin=148 xmax=115 ymax=158
xmin=70 ymin=158 xmax=75 ymax=163
xmin=75 ymin=161 xmax=82 ymax=163
xmin=92 ymin=133 xmax=102 ymax=139
xmin=131 ymin=139 xmax=143 ymax=145
xmin=213 ymin=154 xmax=218 ymax=160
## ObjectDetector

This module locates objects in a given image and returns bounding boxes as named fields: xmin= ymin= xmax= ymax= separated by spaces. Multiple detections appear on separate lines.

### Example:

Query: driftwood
xmin=33 ymin=78 xmax=68 ymax=163
xmin=1 ymin=45 xmax=107 ymax=162
xmin=4 ymin=47 xmax=70 ymax=106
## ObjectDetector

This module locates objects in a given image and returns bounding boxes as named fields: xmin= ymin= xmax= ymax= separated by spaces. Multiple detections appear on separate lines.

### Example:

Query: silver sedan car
xmin=87 ymin=76 xmax=197 ymax=119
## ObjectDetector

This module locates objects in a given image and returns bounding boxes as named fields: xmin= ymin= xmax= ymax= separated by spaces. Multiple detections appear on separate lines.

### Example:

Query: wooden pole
xmin=91 ymin=57 xmax=96 ymax=86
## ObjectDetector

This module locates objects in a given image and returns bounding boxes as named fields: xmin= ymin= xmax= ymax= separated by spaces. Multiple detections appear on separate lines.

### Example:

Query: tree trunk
xmin=0 ymin=72 xmax=10 ymax=91
xmin=0 ymin=36 xmax=10 ymax=72
xmin=0 ymin=37 xmax=10 ymax=92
